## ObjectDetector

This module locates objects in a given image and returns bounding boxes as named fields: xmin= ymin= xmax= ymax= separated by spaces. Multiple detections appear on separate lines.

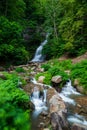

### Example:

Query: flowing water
xmin=31 ymin=34 xmax=49 ymax=62
xmin=30 ymin=79 xmax=87 ymax=129
xmin=30 ymin=86 xmax=48 ymax=130
xmin=60 ymin=80 xmax=87 ymax=128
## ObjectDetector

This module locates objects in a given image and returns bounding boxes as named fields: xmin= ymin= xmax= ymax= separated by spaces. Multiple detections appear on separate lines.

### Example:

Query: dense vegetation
xmin=42 ymin=0 xmax=87 ymax=59
xmin=0 ymin=0 xmax=45 ymax=65
xmin=36 ymin=59 xmax=87 ymax=93
xmin=0 ymin=0 xmax=87 ymax=64
xmin=0 ymin=0 xmax=87 ymax=129
xmin=0 ymin=72 xmax=31 ymax=129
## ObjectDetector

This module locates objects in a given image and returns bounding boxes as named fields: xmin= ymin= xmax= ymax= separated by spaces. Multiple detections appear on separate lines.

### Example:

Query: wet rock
xmin=73 ymin=79 xmax=84 ymax=93
xmin=74 ymin=79 xmax=79 ymax=87
xmin=29 ymin=101 xmax=35 ymax=110
xmin=39 ymin=122 xmax=45 ymax=128
xmin=75 ymin=96 xmax=87 ymax=117
xmin=51 ymin=76 xmax=62 ymax=84
xmin=71 ymin=123 xmax=87 ymax=130
xmin=41 ymin=111 xmax=49 ymax=116
xmin=36 ymin=68 xmax=44 ymax=72
xmin=30 ymin=71 xmax=36 ymax=76
xmin=23 ymin=83 xmax=35 ymax=94
xmin=47 ymin=88 xmax=69 ymax=130
xmin=38 ymin=76 xmax=45 ymax=83
xmin=76 ymin=86 xmax=84 ymax=93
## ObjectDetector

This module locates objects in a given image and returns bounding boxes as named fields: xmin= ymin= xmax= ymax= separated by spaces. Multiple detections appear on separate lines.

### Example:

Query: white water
xmin=68 ymin=114 xmax=87 ymax=126
xmin=59 ymin=80 xmax=87 ymax=127
xmin=31 ymin=86 xmax=47 ymax=111
xmin=31 ymin=34 xmax=48 ymax=62
xmin=59 ymin=80 xmax=80 ymax=105
xmin=31 ymin=77 xmax=51 ymax=88
xmin=31 ymin=79 xmax=87 ymax=128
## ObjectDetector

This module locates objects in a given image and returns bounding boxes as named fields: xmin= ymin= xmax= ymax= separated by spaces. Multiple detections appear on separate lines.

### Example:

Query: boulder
xmin=38 ymin=76 xmax=45 ymax=83
xmin=47 ymin=88 xmax=69 ymax=130
xmin=74 ymin=79 xmax=79 ymax=87
xmin=71 ymin=123 xmax=87 ymax=130
xmin=41 ymin=111 xmax=49 ymax=116
xmin=74 ymin=96 xmax=87 ymax=117
xmin=29 ymin=101 xmax=35 ymax=110
xmin=73 ymin=79 xmax=84 ymax=93
xmin=51 ymin=76 xmax=62 ymax=84
xmin=76 ymin=86 xmax=84 ymax=93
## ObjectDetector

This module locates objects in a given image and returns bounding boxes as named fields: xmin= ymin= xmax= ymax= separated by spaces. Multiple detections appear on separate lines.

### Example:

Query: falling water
xmin=31 ymin=86 xmax=47 ymax=110
xmin=31 ymin=34 xmax=49 ymax=62
xmin=30 ymin=86 xmax=47 ymax=130
xmin=30 ymin=78 xmax=87 ymax=129
xmin=59 ymin=79 xmax=80 ymax=105
xmin=59 ymin=80 xmax=87 ymax=128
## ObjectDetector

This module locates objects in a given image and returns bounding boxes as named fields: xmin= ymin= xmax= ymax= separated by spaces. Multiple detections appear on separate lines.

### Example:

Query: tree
xmin=0 ymin=0 xmax=26 ymax=21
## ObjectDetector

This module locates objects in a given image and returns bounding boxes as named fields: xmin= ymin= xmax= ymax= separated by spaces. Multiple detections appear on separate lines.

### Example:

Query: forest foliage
xmin=0 ymin=0 xmax=87 ymax=129
xmin=0 ymin=72 xmax=31 ymax=130
xmin=0 ymin=0 xmax=87 ymax=64
xmin=42 ymin=0 xmax=87 ymax=59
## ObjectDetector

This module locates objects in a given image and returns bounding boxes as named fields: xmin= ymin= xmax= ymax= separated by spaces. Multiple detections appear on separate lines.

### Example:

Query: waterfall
xmin=59 ymin=79 xmax=80 ymax=105
xmin=31 ymin=86 xmax=47 ymax=111
xmin=59 ymin=80 xmax=87 ymax=128
xmin=31 ymin=34 xmax=49 ymax=62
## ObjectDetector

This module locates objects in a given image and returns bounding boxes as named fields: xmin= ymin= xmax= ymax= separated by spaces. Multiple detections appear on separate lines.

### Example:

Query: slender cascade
xmin=31 ymin=34 xmax=48 ymax=62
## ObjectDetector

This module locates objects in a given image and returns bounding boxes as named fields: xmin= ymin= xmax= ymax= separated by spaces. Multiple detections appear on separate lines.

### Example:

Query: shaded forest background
xmin=0 ymin=0 xmax=87 ymax=65
xmin=0 ymin=1 xmax=87 ymax=130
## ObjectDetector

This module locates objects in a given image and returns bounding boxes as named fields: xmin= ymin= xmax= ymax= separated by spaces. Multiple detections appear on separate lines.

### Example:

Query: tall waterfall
xmin=31 ymin=34 xmax=48 ymax=62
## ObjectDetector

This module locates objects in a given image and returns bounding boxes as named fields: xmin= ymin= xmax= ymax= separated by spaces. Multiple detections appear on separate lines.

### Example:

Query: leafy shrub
xmin=58 ymin=60 xmax=72 ymax=70
xmin=0 ymin=16 xmax=29 ymax=65
xmin=36 ymin=64 xmax=69 ymax=85
xmin=48 ymin=66 xmax=61 ymax=76
xmin=70 ymin=60 xmax=87 ymax=89
xmin=0 ymin=72 xmax=31 ymax=129
xmin=49 ymin=66 xmax=68 ymax=82
xmin=43 ymin=73 xmax=52 ymax=85
xmin=15 ymin=67 xmax=25 ymax=73
xmin=35 ymin=72 xmax=52 ymax=85
xmin=41 ymin=63 xmax=51 ymax=71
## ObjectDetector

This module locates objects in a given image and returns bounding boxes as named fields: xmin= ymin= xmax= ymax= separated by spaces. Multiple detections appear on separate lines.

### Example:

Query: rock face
xmin=74 ymin=79 xmax=84 ymax=93
xmin=51 ymin=76 xmax=62 ymax=92
xmin=74 ymin=96 xmax=87 ymax=118
xmin=51 ymin=76 xmax=62 ymax=84
xmin=38 ymin=76 xmax=45 ymax=83
xmin=47 ymin=88 xmax=69 ymax=130
xmin=71 ymin=123 xmax=87 ymax=130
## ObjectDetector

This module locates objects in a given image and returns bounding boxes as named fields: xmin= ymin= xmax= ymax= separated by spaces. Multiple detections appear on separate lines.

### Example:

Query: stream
xmin=30 ymin=35 xmax=87 ymax=129
xmin=30 ymin=79 xmax=87 ymax=130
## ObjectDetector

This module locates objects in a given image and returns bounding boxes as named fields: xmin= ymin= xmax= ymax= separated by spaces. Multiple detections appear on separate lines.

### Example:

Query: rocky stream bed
xmin=0 ymin=62 xmax=87 ymax=130
xmin=21 ymin=62 xmax=87 ymax=130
